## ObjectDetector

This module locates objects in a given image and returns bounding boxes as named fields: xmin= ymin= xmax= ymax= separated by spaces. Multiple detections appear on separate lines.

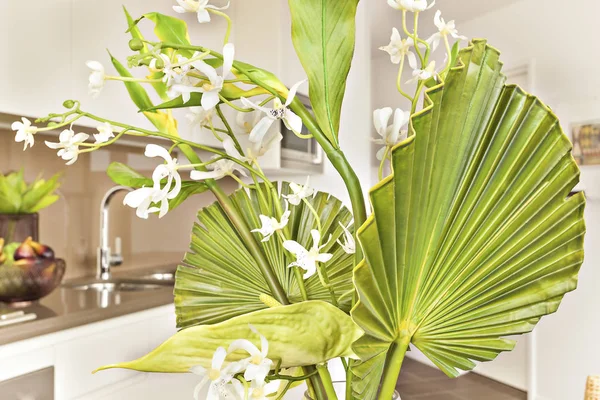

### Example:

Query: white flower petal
xmin=145 ymin=144 xmax=172 ymax=162
xmin=285 ymin=79 xmax=307 ymax=107
xmin=284 ymin=110 xmax=303 ymax=134
xmin=197 ymin=8 xmax=211 ymax=23
xmin=201 ymin=90 xmax=220 ymax=110
xmin=212 ymin=347 xmax=227 ymax=370
xmin=222 ymin=43 xmax=235 ymax=79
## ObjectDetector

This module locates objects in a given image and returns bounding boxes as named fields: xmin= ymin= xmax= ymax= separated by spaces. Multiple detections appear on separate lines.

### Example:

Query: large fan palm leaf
xmin=351 ymin=40 xmax=585 ymax=399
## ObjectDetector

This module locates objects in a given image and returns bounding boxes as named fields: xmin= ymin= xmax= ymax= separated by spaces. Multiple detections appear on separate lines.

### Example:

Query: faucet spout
xmin=97 ymin=186 xmax=133 ymax=280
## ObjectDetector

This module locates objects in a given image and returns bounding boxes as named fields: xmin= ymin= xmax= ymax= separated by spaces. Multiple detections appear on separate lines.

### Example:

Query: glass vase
xmin=0 ymin=213 xmax=39 ymax=243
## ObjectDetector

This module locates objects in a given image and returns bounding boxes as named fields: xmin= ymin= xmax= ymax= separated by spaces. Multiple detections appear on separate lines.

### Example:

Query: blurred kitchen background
xmin=0 ymin=0 xmax=598 ymax=399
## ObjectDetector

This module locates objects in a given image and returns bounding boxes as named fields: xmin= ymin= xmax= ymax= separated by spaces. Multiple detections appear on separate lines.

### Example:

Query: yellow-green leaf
xmin=95 ymin=301 xmax=362 ymax=373
xmin=143 ymin=12 xmax=192 ymax=57
xmin=351 ymin=40 xmax=586 ymax=399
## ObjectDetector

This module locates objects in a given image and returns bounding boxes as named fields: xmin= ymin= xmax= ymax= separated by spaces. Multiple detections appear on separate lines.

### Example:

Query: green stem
xmin=316 ymin=364 xmax=338 ymax=400
xmin=346 ymin=364 xmax=353 ymax=400
xmin=379 ymin=338 xmax=409 ymax=399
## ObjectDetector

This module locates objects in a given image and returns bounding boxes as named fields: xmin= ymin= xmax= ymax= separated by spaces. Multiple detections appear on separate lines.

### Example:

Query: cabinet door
xmin=54 ymin=318 xmax=153 ymax=399
xmin=0 ymin=0 xmax=73 ymax=119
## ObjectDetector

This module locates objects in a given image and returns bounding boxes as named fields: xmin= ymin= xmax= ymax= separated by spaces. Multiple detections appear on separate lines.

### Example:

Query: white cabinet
xmin=0 ymin=305 xmax=192 ymax=400
xmin=0 ymin=0 xmax=73 ymax=119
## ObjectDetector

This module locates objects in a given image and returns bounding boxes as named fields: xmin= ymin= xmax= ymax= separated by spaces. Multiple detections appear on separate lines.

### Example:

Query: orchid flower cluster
xmin=375 ymin=0 xmax=467 ymax=179
xmin=190 ymin=325 xmax=280 ymax=400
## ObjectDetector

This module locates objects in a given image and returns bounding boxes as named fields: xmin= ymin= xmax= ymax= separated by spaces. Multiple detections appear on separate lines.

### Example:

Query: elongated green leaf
xmin=143 ymin=86 xmax=270 ymax=112
xmin=107 ymin=162 xmax=209 ymax=211
xmin=351 ymin=40 xmax=586 ymax=399
xmin=143 ymin=12 xmax=192 ymax=57
xmin=288 ymin=0 xmax=359 ymax=143
xmin=109 ymin=52 xmax=153 ymax=111
xmin=175 ymin=183 xmax=354 ymax=328
xmin=95 ymin=301 xmax=362 ymax=373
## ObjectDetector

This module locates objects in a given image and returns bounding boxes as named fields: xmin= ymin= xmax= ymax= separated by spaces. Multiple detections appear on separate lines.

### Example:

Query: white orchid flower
xmin=190 ymin=158 xmax=247 ymax=181
xmin=246 ymin=130 xmax=282 ymax=160
xmin=282 ymin=176 xmax=315 ymax=206
xmin=373 ymin=107 xmax=410 ymax=160
xmin=11 ymin=118 xmax=37 ymax=150
xmin=246 ymin=380 xmax=280 ymax=400
xmin=86 ymin=61 xmax=105 ymax=98
xmin=152 ymin=54 xmax=191 ymax=91
xmin=187 ymin=107 xmax=214 ymax=130
xmin=228 ymin=325 xmax=274 ymax=384
xmin=337 ymin=221 xmax=356 ymax=255
xmin=236 ymin=110 xmax=263 ymax=135
xmin=388 ymin=0 xmax=435 ymax=12
xmin=94 ymin=122 xmax=115 ymax=144
xmin=427 ymin=10 xmax=467 ymax=51
xmin=408 ymin=60 xmax=439 ymax=84
xmin=191 ymin=347 xmax=242 ymax=400
xmin=284 ymin=230 xmax=333 ymax=279
xmin=123 ymin=187 xmax=169 ymax=219
xmin=172 ymin=44 xmax=235 ymax=108
xmin=252 ymin=202 xmax=291 ymax=242
xmin=173 ymin=0 xmax=231 ymax=24
xmin=45 ymin=128 xmax=89 ymax=165
xmin=146 ymin=144 xmax=182 ymax=201
xmin=379 ymin=28 xmax=418 ymax=68
xmin=240 ymin=80 xmax=306 ymax=145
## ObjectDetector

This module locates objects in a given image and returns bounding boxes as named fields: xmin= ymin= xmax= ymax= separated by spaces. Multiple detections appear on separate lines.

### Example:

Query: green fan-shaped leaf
xmin=351 ymin=40 xmax=586 ymax=399
xmin=95 ymin=301 xmax=362 ymax=374
xmin=175 ymin=183 xmax=355 ymax=328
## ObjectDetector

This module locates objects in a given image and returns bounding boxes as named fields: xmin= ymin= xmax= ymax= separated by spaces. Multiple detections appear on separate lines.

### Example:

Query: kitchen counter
xmin=0 ymin=264 xmax=179 ymax=346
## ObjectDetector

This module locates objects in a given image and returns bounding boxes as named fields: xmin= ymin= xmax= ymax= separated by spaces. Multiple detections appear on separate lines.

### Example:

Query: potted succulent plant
xmin=0 ymin=171 xmax=64 ymax=305
xmin=0 ymin=170 xmax=61 ymax=243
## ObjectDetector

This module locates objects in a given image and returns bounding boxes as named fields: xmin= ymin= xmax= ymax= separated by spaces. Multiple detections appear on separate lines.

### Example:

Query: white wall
xmin=459 ymin=1 xmax=600 ymax=399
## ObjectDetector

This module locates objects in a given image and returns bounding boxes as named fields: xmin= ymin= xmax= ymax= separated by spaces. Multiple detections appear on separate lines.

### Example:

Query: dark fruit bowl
xmin=0 ymin=258 xmax=66 ymax=305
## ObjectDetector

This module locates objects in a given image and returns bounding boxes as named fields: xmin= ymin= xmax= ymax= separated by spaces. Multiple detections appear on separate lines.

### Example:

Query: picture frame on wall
xmin=572 ymin=121 xmax=600 ymax=166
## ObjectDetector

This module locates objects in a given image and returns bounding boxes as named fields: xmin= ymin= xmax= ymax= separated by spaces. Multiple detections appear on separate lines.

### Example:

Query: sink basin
xmin=62 ymin=279 xmax=166 ymax=292
xmin=138 ymin=272 xmax=176 ymax=281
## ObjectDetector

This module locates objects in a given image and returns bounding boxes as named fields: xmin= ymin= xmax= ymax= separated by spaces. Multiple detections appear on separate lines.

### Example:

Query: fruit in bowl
xmin=0 ymin=237 xmax=66 ymax=305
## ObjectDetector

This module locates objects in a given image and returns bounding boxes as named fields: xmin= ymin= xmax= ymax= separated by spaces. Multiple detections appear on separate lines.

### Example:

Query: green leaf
xmin=109 ymin=52 xmax=154 ymax=111
xmin=107 ymin=162 xmax=152 ymax=188
xmin=21 ymin=173 xmax=61 ymax=213
xmin=288 ymin=0 xmax=359 ymax=143
xmin=142 ymin=86 xmax=269 ymax=112
xmin=175 ymin=184 xmax=355 ymax=328
xmin=143 ymin=12 xmax=192 ymax=57
xmin=106 ymin=162 xmax=208 ymax=211
xmin=94 ymin=301 xmax=362 ymax=373
xmin=0 ymin=172 xmax=61 ymax=214
xmin=351 ymin=40 xmax=585 ymax=399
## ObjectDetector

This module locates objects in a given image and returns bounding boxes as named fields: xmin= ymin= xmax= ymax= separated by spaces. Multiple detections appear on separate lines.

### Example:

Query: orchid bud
xmin=153 ymin=57 xmax=165 ymax=70
xmin=63 ymin=100 xmax=75 ymax=109
xmin=129 ymin=38 xmax=144 ymax=52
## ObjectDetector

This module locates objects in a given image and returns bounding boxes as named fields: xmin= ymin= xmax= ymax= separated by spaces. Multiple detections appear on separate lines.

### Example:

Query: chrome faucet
xmin=97 ymin=186 xmax=133 ymax=280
